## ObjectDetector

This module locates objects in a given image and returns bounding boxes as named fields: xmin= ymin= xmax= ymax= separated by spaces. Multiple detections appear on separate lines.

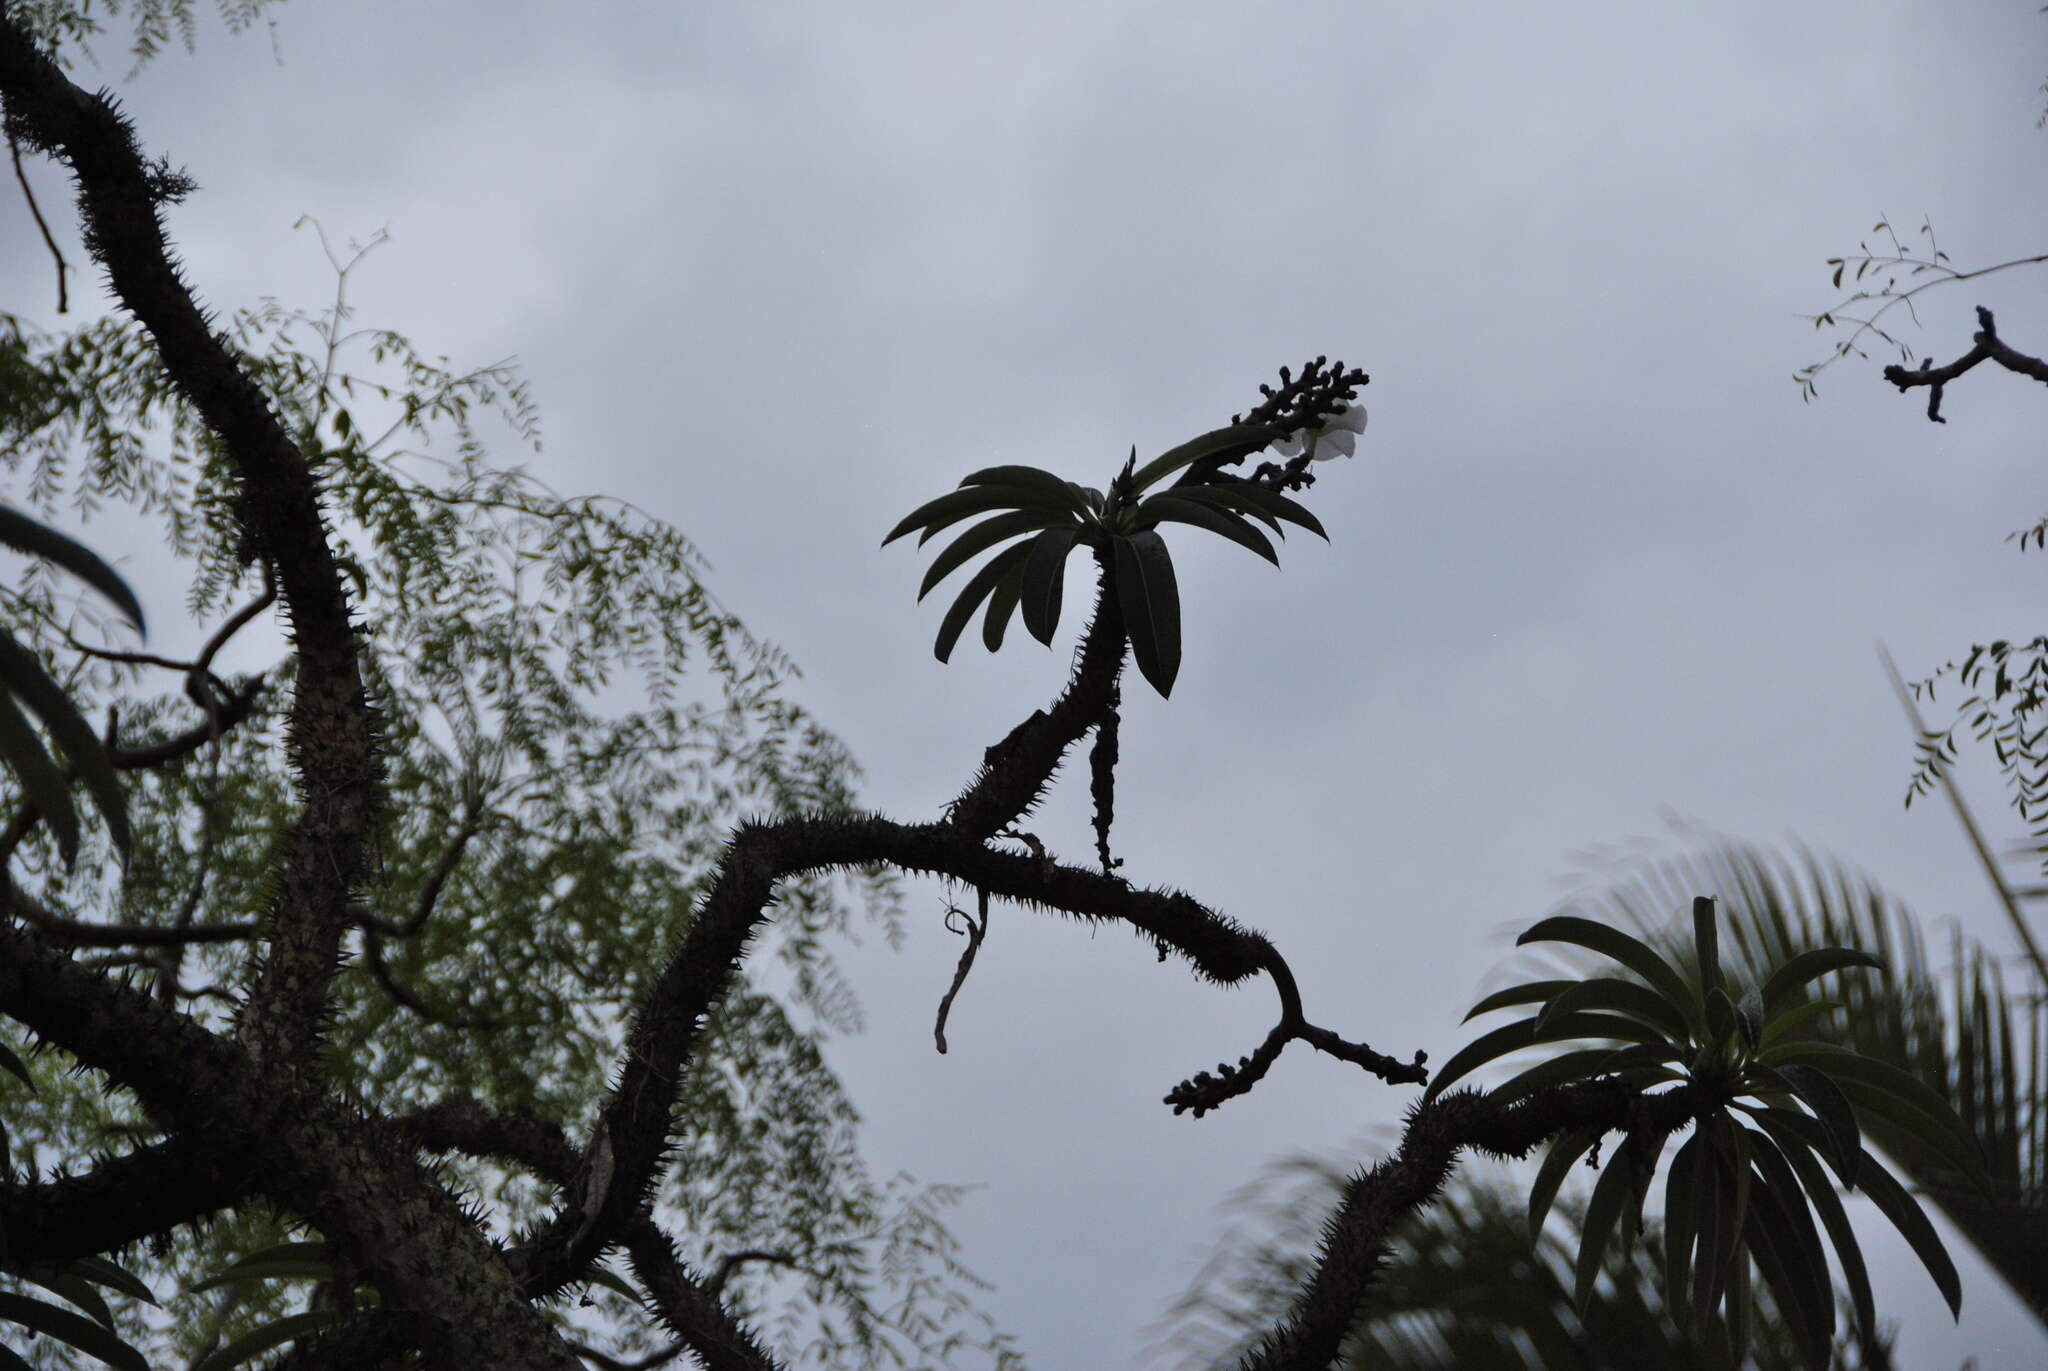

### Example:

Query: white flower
xmin=1272 ymin=403 xmax=1367 ymax=461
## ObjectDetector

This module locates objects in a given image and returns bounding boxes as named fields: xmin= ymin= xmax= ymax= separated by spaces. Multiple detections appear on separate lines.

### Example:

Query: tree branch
xmin=0 ymin=9 xmax=384 ymax=1070
xmin=1883 ymin=306 xmax=2048 ymax=422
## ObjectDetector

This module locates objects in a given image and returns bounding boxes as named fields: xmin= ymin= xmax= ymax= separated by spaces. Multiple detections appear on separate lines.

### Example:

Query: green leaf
xmin=1747 ymin=1106 xmax=1877 ymax=1342
xmin=1423 ymin=1011 xmax=1671 ymax=1102
xmin=933 ymin=541 xmax=1034 ymax=664
xmin=0 ymin=1290 xmax=146 ymax=1371
xmin=1761 ymin=1041 xmax=1986 ymax=1184
xmin=1662 ymin=1131 xmax=1703 ymax=1307
xmin=1854 ymin=1145 xmax=1964 ymax=1318
xmin=0 ymin=687 xmax=80 ymax=866
xmin=1127 ymin=424 xmax=1272 ymax=495
xmin=0 ymin=503 xmax=145 ymax=631
xmin=1766 ymin=1063 xmax=1862 ymax=1184
xmin=6 ymin=1266 xmax=114 ymax=1328
xmin=919 ymin=511 xmax=1064 ymax=601
xmin=981 ymin=552 xmax=1027 ymax=653
xmin=881 ymin=484 xmax=1045 ymax=547
xmin=1218 ymin=482 xmax=1329 ymax=540
xmin=959 ymin=465 xmax=1092 ymax=517
xmin=1533 ymin=976 xmax=1691 ymax=1042
xmin=0 ymin=631 xmax=130 ymax=861
xmin=1134 ymin=495 xmax=1279 ymax=565
xmin=1019 ymin=527 xmax=1078 ymax=647
xmin=1487 ymin=1047 xmax=1631 ymax=1107
xmin=1527 ymin=1126 xmax=1598 ymax=1242
xmin=1573 ymin=1145 xmax=1637 ymax=1313
xmin=0 ymin=1037 xmax=38 ymax=1092
xmin=1742 ymin=1134 xmax=1837 ymax=1369
xmin=1760 ymin=947 xmax=1885 ymax=1017
xmin=1114 ymin=530 xmax=1181 ymax=698
xmin=1156 ymin=483 xmax=1287 ymax=537
xmin=191 ymin=1308 xmax=352 ymax=1371
xmin=65 ymin=1256 xmax=156 ymax=1307
xmin=1461 ymin=979 xmax=1577 ymax=1023
xmin=1515 ymin=917 xmax=1700 ymax=1033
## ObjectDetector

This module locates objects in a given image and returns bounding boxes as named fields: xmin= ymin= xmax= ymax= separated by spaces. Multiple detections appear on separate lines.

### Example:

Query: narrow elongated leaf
xmin=960 ymin=465 xmax=1092 ymax=517
xmin=1424 ymin=1011 xmax=1671 ymax=1101
xmin=65 ymin=1256 xmax=155 ymax=1307
xmin=1747 ymin=1106 xmax=1877 ymax=1342
xmin=1019 ymin=527 xmax=1077 ymax=646
xmin=881 ymin=484 xmax=1042 ymax=546
xmin=191 ymin=1309 xmax=351 ymax=1371
xmin=1534 ymin=976 xmax=1691 ymax=1041
xmin=0 ymin=1291 xmax=146 ymax=1371
xmin=1853 ymin=1145 xmax=1964 ymax=1317
xmin=1462 ymin=979 xmax=1577 ymax=1022
xmin=934 ymin=541 xmax=1034 ymax=664
xmin=1573 ymin=1146 xmax=1637 ymax=1313
xmin=919 ymin=511 xmax=1062 ymax=600
xmin=1760 ymin=947 xmax=1885 ymax=1016
xmin=1134 ymin=495 xmax=1279 ymax=564
xmin=1159 ymin=483 xmax=1286 ymax=537
xmin=1768 ymin=1063 xmax=1862 ymax=1183
xmin=1215 ymin=482 xmax=1329 ymax=540
xmin=1762 ymin=1042 xmax=1986 ymax=1184
xmin=1114 ymin=530 xmax=1180 ymax=698
xmin=7 ymin=1267 xmax=113 ymax=1328
xmin=1743 ymin=1134 xmax=1837 ymax=1368
xmin=0 ymin=504 xmax=145 ymax=630
xmin=1528 ymin=1126 xmax=1599 ymax=1242
xmin=1486 ymin=1048 xmax=1629 ymax=1107
xmin=0 ymin=1038 xmax=34 ymax=1090
xmin=1516 ymin=917 xmax=1700 ymax=1032
xmin=0 ymin=687 xmax=79 ymax=865
xmin=981 ymin=554 xmax=1027 ymax=653
xmin=1662 ymin=1131 xmax=1703 ymax=1305
xmin=1128 ymin=424 xmax=1272 ymax=495
xmin=0 ymin=631 xmax=130 ymax=860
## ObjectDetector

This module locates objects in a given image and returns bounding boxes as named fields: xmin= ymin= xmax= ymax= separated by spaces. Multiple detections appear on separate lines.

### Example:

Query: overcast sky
xmin=6 ymin=1 xmax=2048 ymax=1366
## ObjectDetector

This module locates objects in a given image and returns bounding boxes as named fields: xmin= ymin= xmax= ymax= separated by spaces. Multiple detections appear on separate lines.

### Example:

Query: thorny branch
xmin=0 ymin=11 xmax=1730 ymax=1367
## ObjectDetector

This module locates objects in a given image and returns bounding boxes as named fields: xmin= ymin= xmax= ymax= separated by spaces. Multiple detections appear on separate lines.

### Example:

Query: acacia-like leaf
xmin=1114 ymin=530 xmax=1180 ymax=698
xmin=1135 ymin=495 xmax=1279 ymax=565
xmin=1020 ymin=527 xmax=1078 ymax=647
xmin=0 ymin=503 xmax=145 ymax=630
xmin=918 ymin=510 xmax=1063 ymax=601
xmin=933 ymin=541 xmax=1034 ymax=664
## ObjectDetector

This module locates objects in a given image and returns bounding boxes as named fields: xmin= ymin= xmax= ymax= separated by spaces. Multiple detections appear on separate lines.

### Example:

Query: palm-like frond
xmin=1557 ymin=836 xmax=2048 ymax=1327
xmin=1154 ymin=1165 xmax=1893 ymax=1371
